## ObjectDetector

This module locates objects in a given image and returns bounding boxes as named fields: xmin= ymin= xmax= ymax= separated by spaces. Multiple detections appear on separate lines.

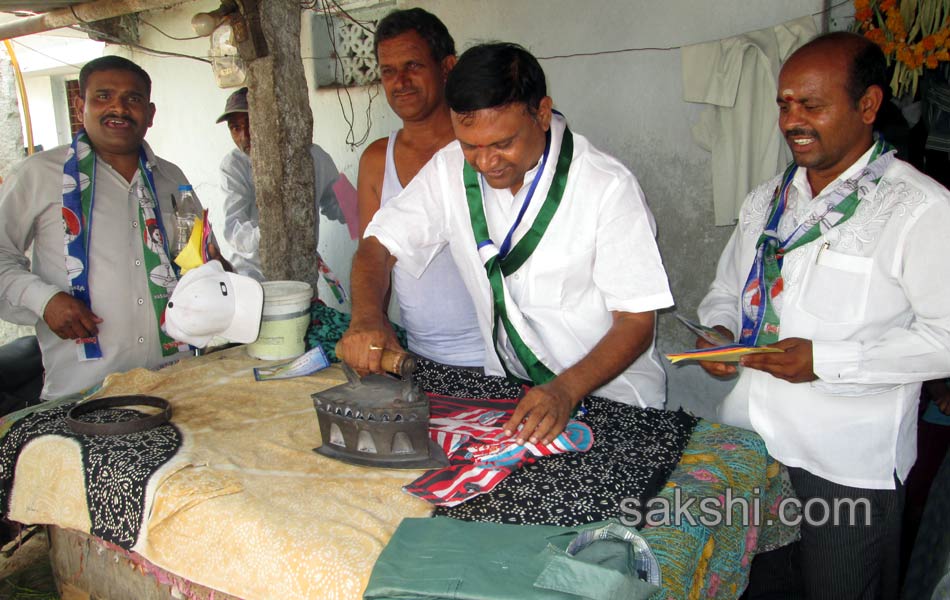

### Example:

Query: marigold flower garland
xmin=853 ymin=0 xmax=950 ymax=97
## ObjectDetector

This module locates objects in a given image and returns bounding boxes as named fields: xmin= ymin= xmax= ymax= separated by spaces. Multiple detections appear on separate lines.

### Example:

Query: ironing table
xmin=0 ymin=347 xmax=795 ymax=599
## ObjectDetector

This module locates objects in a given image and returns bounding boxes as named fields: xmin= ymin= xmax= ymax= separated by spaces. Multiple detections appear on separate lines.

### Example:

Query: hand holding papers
xmin=665 ymin=314 xmax=784 ymax=364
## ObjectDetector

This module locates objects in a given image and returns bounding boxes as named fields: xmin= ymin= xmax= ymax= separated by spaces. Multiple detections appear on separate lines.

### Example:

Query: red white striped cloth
xmin=405 ymin=395 xmax=593 ymax=506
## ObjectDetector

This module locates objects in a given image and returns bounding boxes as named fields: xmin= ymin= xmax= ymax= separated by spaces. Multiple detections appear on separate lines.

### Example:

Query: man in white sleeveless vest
xmin=341 ymin=43 xmax=673 ymax=445
xmin=356 ymin=8 xmax=483 ymax=367
xmin=696 ymin=32 xmax=950 ymax=598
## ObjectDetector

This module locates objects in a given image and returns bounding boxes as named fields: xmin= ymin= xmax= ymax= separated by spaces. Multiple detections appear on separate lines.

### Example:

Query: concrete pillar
xmin=246 ymin=0 xmax=318 ymax=291
xmin=0 ymin=55 xmax=34 ymax=345
xmin=0 ymin=56 xmax=24 ymax=181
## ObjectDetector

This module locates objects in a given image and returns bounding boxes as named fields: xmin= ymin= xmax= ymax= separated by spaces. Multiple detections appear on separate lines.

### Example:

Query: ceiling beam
xmin=0 ymin=0 xmax=191 ymax=40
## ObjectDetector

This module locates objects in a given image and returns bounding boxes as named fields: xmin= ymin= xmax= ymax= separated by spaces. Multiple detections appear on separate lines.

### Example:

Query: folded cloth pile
xmin=0 ymin=400 xmax=181 ymax=549
xmin=365 ymin=517 xmax=662 ymax=600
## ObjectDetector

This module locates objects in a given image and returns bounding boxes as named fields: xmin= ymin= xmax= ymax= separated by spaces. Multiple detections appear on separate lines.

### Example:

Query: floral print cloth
xmin=641 ymin=421 xmax=799 ymax=599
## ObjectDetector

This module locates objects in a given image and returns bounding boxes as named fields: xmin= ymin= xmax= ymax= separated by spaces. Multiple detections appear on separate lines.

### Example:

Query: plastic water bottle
xmin=174 ymin=185 xmax=201 ymax=256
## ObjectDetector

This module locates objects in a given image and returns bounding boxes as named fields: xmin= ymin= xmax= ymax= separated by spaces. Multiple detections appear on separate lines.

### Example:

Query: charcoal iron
xmin=312 ymin=348 xmax=448 ymax=469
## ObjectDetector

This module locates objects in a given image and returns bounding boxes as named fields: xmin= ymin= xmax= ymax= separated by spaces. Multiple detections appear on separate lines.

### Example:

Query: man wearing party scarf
xmin=697 ymin=32 xmax=950 ymax=598
xmin=0 ymin=55 xmax=196 ymax=400
xmin=340 ymin=43 xmax=673 ymax=446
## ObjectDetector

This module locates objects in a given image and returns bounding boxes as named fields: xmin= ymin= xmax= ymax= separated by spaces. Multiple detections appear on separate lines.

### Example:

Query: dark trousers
xmin=787 ymin=467 xmax=905 ymax=600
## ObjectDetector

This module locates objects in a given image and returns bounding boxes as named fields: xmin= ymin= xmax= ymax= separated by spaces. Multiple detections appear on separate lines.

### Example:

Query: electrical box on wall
xmin=303 ymin=10 xmax=336 ymax=87
xmin=210 ymin=23 xmax=247 ymax=88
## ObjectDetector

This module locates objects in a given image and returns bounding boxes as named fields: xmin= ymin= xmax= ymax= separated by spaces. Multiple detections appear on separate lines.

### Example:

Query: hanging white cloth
xmin=681 ymin=15 xmax=818 ymax=226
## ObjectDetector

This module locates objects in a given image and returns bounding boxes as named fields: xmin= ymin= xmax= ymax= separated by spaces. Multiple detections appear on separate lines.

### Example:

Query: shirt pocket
xmin=794 ymin=248 xmax=873 ymax=324
xmin=521 ymin=245 xmax=595 ymax=309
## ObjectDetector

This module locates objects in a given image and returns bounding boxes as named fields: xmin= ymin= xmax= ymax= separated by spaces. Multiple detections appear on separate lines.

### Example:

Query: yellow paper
xmin=666 ymin=346 xmax=783 ymax=364
xmin=173 ymin=213 xmax=205 ymax=274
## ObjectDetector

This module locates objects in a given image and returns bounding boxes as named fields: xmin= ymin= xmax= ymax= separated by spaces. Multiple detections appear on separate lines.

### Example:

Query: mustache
xmin=785 ymin=128 xmax=818 ymax=139
xmin=100 ymin=114 xmax=136 ymax=126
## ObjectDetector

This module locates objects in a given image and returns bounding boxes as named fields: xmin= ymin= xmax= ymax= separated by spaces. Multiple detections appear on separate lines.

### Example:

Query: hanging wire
xmin=67 ymin=5 xmax=209 ymax=63
xmin=67 ymin=24 xmax=211 ymax=64
xmin=9 ymin=38 xmax=88 ymax=71
xmin=536 ymin=0 xmax=853 ymax=60
xmin=301 ymin=0 xmax=377 ymax=33
xmin=3 ymin=40 xmax=34 ymax=155
xmin=327 ymin=0 xmax=376 ymax=34
xmin=139 ymin=19 xmax=205 ymax=41
xmin=311 ymin=0 xmax=377 ymax=149
xmin=47 ymin=0 xmax=850 ymax=145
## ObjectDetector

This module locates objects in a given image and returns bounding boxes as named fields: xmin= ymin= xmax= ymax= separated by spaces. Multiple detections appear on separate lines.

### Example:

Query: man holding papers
xmin=697 ymin=32 xmax=950 ymax=598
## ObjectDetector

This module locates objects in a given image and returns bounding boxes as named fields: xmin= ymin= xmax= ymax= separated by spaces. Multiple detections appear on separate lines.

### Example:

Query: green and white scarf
xmin=739 ymin=136 xmax=896 ymax=345
xmin=464 ymin=124 xmax=574 ymax=384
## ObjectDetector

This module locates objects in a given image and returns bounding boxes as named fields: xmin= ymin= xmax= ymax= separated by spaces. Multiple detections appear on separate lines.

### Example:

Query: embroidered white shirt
xmin=699 ymin=147 xmax=950 ymax=488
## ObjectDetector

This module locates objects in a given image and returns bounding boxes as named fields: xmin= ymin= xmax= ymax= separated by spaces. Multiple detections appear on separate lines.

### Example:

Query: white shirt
xmin=366 ymin=115 xmax=674 ymax=407
xmin=699 ymin=146 xmax=950 ymax=489
xmin=380 ymin=132 xmax=483 ymax=366
xmin=0 ymin=143 xmax=192 ymax=399
xmin=220 ymin=144 xmax=341 ymax=281
xmin=681 ymin=15 xmax=816 ymax=225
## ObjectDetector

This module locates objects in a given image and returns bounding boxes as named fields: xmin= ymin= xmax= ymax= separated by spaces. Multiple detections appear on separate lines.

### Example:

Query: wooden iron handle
xmin=380 ymin=348 xmax=416 ymax=376
xmin=334 ymin=343 xmax=416 ymax=377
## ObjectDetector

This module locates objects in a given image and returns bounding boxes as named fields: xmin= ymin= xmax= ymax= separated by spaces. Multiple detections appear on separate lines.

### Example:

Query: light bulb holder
xmin=191 ymin=12 xmax=219 ymax=37
xmin=191 ymin=1 xmax=238 ymax=37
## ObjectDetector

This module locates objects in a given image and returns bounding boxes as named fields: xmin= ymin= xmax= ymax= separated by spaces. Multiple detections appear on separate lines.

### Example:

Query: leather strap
xmin=66 ymin=395 xmax=172 ymax=436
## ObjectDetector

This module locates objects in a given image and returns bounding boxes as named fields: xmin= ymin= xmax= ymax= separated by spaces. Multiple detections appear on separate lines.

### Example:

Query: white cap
xmin=163 ymin=261 xmax=264 ymax=348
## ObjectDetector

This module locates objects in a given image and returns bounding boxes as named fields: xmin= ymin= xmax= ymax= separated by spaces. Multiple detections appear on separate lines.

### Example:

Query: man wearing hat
xmin=216 ymin=87 xmax=343 ymax=281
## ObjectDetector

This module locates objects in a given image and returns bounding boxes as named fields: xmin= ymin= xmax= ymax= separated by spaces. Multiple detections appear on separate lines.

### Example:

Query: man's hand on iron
xmin=43 ymin=291 xmax=103 ymax=340
xmin=504 ymin=379 xmax=578 ymax=446
xmin=696 ymin=325 xmax=737 ymax=378
xmin=337 ymin=318 xmax=402 ymax=376
xmin=740 ymin=337 xmax=817 ymax=383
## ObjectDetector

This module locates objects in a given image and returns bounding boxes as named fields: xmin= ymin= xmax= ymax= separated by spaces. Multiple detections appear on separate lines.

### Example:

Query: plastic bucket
xmin=246 ymin=280 xmax=313 ymax=360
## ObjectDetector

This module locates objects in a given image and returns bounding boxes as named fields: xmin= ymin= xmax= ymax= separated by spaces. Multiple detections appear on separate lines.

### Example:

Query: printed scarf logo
xmin=739 ymin=137 xmax=895 ymax=345
xmin=464 ymin=126 xmax=574 ymax=384
xmin=62 ymin=130 xmax=189 ymax=360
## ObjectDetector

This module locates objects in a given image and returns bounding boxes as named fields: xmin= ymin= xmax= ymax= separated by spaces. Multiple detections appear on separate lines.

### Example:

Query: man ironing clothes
xmin=339 ymin=43 xmax=674 ymax=444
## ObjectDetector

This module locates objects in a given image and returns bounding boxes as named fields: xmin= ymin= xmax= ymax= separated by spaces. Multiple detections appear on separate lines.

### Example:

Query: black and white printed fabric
xmin=413 ymin=359 xmax=697 ymax=527
xmin=0 ymin=403 xmax=181 ymax=549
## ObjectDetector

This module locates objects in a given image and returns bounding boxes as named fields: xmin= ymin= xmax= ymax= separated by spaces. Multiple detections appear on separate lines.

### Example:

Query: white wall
xmin=129 ymin=0 xmax=854 ymax=416
xmin=6 ymin=26 xmax=105 ymax=152
xmin=22 ymin=75 xmax=59 ymax=151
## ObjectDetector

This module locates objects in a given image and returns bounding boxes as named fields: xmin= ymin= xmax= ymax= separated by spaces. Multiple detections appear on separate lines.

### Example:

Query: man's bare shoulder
xmin=359 ymin=136 xmax=390 ymax=176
